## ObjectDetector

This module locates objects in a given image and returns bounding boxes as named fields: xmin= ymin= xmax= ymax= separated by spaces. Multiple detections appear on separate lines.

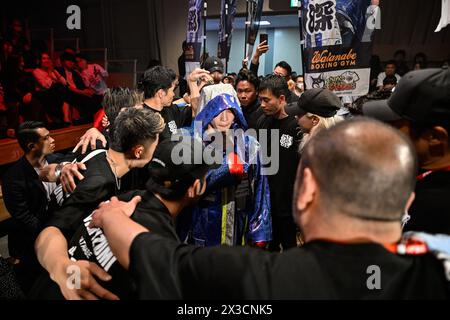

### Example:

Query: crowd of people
xmin=1 ymin=20 xmax=450 ymax=300
xmin=0 ymin=20 xmax=107 ymax=139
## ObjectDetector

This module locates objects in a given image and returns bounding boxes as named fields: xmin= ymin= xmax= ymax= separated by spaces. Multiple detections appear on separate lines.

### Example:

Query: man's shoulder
xmin=2 ymin=157 xmax=30 ymax=181
xmin=280 ymin=115 xmax=299 ymax=133
xmin=255 ymin=114 xmax=271 ymax=129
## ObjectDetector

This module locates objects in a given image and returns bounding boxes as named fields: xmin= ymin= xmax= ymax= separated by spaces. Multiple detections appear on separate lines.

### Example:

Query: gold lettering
xmin=311 ymin=49 xmax=357 ymax=65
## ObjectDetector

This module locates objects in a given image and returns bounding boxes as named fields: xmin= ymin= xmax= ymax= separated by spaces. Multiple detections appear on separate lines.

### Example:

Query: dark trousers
xmin=269 ymin=215 xmax=298 ymax=252
xmin=66 ymin=91 xmax=101 ymax=122
xmin=34 ymin=86 xmax=65 ymax=123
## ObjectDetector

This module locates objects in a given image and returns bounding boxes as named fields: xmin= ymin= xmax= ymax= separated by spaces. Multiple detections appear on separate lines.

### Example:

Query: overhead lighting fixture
xmin=245 ymin=21 xmax=271 ymax=26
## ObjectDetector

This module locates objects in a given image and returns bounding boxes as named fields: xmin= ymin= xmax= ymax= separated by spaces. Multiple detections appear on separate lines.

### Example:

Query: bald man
xmin=90 ymin=118 xmax=450 ymax=299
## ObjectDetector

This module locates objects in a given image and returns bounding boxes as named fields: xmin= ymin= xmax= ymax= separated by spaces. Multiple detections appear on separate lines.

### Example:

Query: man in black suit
xmin=2 ymin=121 xmax=61 ymax=292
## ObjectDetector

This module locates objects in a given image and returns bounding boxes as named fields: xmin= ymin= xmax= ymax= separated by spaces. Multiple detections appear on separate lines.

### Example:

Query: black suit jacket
xmin=2 ymin=154 xmax=61 ymax=260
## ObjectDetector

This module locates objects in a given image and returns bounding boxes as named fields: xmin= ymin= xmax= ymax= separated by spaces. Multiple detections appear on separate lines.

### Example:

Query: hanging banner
xmin=300 ymin=0 xmax=379 ymax=97
xmin=435 ymin=0 xmax=450 ymax=32
xmin=186 ymin=0 xmax=204 ymax=73
xmin=245 ymin=0 xmax=265 ymax=61
xmin=218 ymin=0 xmax=237 ymax=61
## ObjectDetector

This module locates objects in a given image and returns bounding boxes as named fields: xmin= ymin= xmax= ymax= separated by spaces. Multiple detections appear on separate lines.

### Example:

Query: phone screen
xmin=260 ymin=33 xmax=268 ymax=44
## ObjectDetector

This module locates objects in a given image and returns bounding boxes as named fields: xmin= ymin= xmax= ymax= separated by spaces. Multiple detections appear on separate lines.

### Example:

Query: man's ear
xmin=311 ymin=115 xmax=320 ymax=127
xmin=27 ymin=142 xmax=35 ymax=152
xmin=156 ymin=88 xmax=164 ymax=99
xmin=133 ymin=145 xmax=144 ymax=159
xmin=296 ymin=167 xmax=317 ymax=213
xmin=278 ymin=94 xmax=286 ymax=105
xmin=429 ymin=126 xmax=448 ymax=156
xmin=187 ymin=179 xmax=202 ymax=198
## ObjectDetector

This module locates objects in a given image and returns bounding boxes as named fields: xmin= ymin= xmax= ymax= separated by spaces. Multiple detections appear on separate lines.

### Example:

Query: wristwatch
xmin=55 ymin=162 xmax=70 ymax=183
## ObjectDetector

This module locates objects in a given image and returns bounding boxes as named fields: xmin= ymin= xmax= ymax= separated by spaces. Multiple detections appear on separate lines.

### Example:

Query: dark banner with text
xmin=218 ymin=0 xmax=237 ymax=61
xmin=186 ymin=0 xmax=204 ymax=63
xmin=245 ymin=0 xmax=265 ymax=60
xmin=300 ymin=0 xmax=380 ymax=96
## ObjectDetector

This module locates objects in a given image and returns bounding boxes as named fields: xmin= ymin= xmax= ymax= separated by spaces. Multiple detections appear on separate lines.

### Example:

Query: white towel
xmin=198 ymin=83 xmax=239 ymax=113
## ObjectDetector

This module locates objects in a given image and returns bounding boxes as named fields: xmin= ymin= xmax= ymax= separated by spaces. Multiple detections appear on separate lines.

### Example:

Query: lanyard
xmin=383 ymin=239 xmax=428 ymax=256
xmin=416 ymin=165 xmax=450 ymax=182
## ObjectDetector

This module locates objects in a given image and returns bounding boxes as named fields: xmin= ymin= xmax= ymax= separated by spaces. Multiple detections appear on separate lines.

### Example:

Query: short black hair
xmin=410 ymin=121 xmax=450 ymax=143
xmin=235 ymin=69 xmax=260 ymax=90
xmin=109 ymin=108 xmax=164 ymax=153
xmin=17 ymin=121 xmax=46 ymax=153
xmin=385 ymin=60 xmax=397 ymax=67
xmin=138 ymin=66 xmax=177 ymax=99
xmin=258 ymin=74 xmax=289 ymax=98
xmin=275 ymin=61 xmax=292 ymax=76
xmin=102 ymin=87 xmax=143 ymax=127
xmin=75 ymin=53 xmax=89 ymax=62
xmin=60 ymin=52 xmax=75 ymax=63
xmin=38 ymin=52 xmax=51 ymax=65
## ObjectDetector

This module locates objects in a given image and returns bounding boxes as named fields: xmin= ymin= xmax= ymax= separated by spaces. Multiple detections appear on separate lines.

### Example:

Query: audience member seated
xmin=0 ymin=40 xmax=14 ymax=74
xmin=5 ymin=19 xmax=34 ymax=70
xmin=2 ymin=54 xmax=46 ymax=127
xmin=376 ymin=60 xmax=401 ymax=90
xmin=75 ymin=54 xmax=108 ymax=114
xmin=393 ymin=50 xmax=410 ymax=76
xmin=57 ymin=52 xmax=97 ymax=124
xmin=413 ymin=52 xmax=428 ymax=70
xmin=33 ymin=52 xmax=71 ymax=127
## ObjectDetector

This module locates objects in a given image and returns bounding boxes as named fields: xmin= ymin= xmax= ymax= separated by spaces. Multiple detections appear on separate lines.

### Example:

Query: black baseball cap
xmin=202 ymin=56 xmax=224 ymax=73
xmin=363 ymin=67 xmax=450 ymax=124
xmin=286 ymin=88 xmax=342 ymax=118
xmin=146 ymin=138 xmax=219 ymax=199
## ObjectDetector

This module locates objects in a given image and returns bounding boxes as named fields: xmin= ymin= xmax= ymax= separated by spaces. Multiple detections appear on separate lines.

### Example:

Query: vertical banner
xmin=300 ymin=0 xmax=379 ymax=97
xmin=186 ymin=0 xmax=204 ymax=73
xmin=218 ymin=0 xmax=237 ymax=63
xmin=245 ymin=0 xmax=265 ymax=61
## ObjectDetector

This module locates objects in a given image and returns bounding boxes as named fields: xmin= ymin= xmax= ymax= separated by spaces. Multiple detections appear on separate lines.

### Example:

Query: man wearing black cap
xmin=286 ymin=88 xmax=343 ymax=152
xmin=202 ymin=56 xmax=224 ymax=84
xmin=363 ymin=67 xmax=450 ymax=234
xmin=286 ymin=88 xmax=342 ymax=120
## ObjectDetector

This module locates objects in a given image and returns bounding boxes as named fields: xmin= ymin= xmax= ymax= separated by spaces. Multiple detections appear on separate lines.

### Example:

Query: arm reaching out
xmin=35 ymin=226 xmax=118 ymax=300
xmin=90 ymin=196 xmax=145 ymax=270
xmin=73 ymin=128 xmax=107 ymax=154
xmin=187 ymin=68 xmax=213 ymax=117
